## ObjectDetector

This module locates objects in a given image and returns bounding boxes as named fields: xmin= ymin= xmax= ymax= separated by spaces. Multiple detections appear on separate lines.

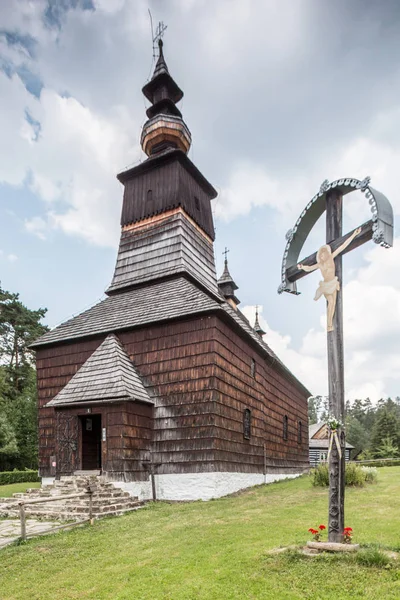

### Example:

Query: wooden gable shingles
xmin=46 ymin=334 xmax=152 ymax=407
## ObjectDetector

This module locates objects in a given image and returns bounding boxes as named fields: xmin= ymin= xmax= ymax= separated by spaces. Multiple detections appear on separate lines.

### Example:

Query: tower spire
xmin=218 ymin=249 xmax=240 ymax=309
xmin=254 ymin=306 xmax=266 ymax=337
xmin=141 ymin=38 xmax=191 ymax=156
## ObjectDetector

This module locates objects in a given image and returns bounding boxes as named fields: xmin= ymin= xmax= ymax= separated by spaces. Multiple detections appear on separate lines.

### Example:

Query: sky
xmin=1 ymin=0 xmax=400 ymax=402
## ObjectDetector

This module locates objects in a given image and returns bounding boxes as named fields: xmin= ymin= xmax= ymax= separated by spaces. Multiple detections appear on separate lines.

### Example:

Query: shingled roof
xmin=33 ymin=277 xmax=221 ymax=348
xmin=33 ymin=275 xmax=310 ymax=397
xmin=46 ymin=334 xmax=151 ymax=407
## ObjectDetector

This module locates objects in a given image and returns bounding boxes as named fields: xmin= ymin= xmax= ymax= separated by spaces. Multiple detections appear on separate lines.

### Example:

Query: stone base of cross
xmin=278 ymin=177 xmax=393 ymax=542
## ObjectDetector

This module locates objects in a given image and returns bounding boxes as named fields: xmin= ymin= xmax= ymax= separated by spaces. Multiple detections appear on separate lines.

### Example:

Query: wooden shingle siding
xmin=212 ymin=318 xmax=309 ymax=473
xmin=120 ymin=153 xmax=216 ymax=240
xmin=108 ymin=211 xmax=218 ymax=296
xmin=37 ymin=313 xmax=309 ymax=479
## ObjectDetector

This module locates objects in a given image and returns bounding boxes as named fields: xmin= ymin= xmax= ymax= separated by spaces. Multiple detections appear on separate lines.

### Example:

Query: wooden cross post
xmin=278 ymin=177 xmax=393 ymax=544
xmin=325 ymin=188 xmax=345 ymax=542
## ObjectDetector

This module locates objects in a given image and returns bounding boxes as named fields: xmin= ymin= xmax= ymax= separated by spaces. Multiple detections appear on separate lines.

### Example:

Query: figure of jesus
xmin=298 ymin=227 xmax=361 ymax=332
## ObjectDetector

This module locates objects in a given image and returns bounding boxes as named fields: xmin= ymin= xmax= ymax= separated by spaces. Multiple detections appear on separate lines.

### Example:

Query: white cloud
xmin=242 ymin=237 xmax=400 ymax=403
xmin=24 ymin=216 xmax=47 ymax=240
xmin=0 ymin=250 xmax=18 ymax=262
xmin=0 ymin=70 xmax=140 ymax=246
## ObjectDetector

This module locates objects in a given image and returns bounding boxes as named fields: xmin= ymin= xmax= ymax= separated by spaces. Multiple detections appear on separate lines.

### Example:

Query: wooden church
xmin=32 ymin=40 xmax=310 ymax=500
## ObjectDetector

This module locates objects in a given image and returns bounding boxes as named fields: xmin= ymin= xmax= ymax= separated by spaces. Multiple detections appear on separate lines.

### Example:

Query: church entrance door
xmin=80 ymin=415 xmax=102 ymax=470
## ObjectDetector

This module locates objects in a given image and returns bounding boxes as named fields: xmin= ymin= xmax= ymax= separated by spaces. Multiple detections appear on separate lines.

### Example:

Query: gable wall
xmin=212 ymin=317 xmax=309 ymax=474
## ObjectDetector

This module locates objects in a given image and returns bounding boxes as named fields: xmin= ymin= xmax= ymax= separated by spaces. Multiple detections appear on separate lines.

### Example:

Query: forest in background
xmin=0 ymin=285 xmax=48 ymax=471
xmin=308 ymin=395 xmax=400 ymax=459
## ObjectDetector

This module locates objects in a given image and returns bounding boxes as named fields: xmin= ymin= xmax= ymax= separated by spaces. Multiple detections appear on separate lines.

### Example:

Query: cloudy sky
xmin=1 ymin=0 xmax=400 ymax=402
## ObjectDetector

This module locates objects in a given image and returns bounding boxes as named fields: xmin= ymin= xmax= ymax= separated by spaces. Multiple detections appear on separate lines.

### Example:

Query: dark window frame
xmin=297 ymin=420 xmax=302 ymax=444
xmin=283 ymin=415 xmax=288 ymax=441
xmin=147 ymin=189 xmax=153 ymax=202
xmin=250 ymin=358 xmax=256 ymax=379
xmin=243 ymin=408 xmax=251 ymax=440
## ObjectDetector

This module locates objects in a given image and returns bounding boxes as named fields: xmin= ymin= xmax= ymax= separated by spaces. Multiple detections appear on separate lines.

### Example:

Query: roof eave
xmin=47 ymin=395 xmax=154 ymax=408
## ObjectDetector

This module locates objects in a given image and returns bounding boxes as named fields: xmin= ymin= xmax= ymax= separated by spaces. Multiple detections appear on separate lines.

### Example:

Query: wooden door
xmin=81 ymin=415 xmax=102 ymax=470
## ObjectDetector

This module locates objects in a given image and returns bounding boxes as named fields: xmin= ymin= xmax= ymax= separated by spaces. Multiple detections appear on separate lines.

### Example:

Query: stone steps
xmin=0 ymin=475 xmax=145 ymax=522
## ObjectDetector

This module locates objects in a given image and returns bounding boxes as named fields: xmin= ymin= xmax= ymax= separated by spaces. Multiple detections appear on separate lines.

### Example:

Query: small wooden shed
xmin=309 ymin=423 xmax=354 ymax=466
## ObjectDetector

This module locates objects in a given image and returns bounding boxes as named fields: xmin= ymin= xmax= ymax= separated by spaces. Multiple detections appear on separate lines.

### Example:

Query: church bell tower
xmin=107 ymin=39 xmax=220 ymax=299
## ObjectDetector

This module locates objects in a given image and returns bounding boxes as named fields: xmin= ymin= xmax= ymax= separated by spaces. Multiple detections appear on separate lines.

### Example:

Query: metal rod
xmin=326 ymin=189 xmax=345 ymax=543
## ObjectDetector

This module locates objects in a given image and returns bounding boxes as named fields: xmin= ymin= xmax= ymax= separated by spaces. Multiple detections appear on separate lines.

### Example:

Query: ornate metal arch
xmin=278 ymin=177 xmax=394 ymax=295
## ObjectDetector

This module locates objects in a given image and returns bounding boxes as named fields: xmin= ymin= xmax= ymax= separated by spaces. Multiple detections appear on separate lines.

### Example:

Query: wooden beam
xmin=286 ymin=220 xmax=373 ymax=283
xmin=326 ymin=188 xmax=345 ymax=544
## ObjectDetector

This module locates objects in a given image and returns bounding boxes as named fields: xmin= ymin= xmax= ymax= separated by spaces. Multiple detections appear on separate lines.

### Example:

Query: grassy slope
xmin=0 ymin=468 xmax=399 ymax=600
xmin=0 ymin=482 xmax=41 ymax=498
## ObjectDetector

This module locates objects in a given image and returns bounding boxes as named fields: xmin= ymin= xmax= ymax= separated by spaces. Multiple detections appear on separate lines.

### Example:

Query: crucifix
xmin=278 ymin=176 xmax=393 ymax=543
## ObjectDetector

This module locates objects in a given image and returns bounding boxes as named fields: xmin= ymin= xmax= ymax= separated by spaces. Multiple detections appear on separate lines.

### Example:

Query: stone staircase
xmin=0 ymin=475 xmax=144 ymax=521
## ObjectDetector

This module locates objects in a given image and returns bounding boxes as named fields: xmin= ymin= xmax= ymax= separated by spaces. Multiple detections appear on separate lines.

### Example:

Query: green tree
xmin=308 ymin=395 xmax=323 ymax=424
xmin=375 ymin=436 xmax=399 ymax=459
xmin=346 ymin=416 xmax=369 ymax=458
xmin=371 ymin=409 xmax=400 ymax=457
xmin=0 ymin=284 xmax=48 ymax=470
xmin=0 ymin=412 xmax=18 ymax=470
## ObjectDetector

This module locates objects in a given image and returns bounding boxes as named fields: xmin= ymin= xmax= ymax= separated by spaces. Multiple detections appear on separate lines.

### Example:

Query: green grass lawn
xmin=1 ymin=468 xmax=399 ymax=600
xmin=0 ymin=482 xmax=41 ymax=498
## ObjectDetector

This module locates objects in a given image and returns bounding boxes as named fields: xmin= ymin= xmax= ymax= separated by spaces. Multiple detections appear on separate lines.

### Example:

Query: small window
xmin=297 ymin=420 xmax=302 ymax=444
xmin=243 ymin=409 xmax=251 ymax=440
xmin=147 ymin=189 xmax=153 ymax=201
xmin=250 ymin=358 xmax=256 ymax=379
xmin=283 ymin=415 xmax=288 ymax=441
xmin=194 ymin=196 xmax=200 ymax=211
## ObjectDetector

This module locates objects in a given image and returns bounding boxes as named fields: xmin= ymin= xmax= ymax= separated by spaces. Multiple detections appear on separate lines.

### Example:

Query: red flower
xmin=308 ymin=528 xmax=314 ymax=533
xmin=344 ymin=527 xmax=353 ymax=532
xmin=319 ymin=525 xmax=326 ymax=530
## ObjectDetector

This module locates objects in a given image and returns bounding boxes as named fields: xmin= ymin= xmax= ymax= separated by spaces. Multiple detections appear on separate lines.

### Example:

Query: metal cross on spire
xmin=223 ymin=247 xmax=230 ymax=263
xmin=148 ymin=10 xmax=168 ymax=60
xmin=278 ymin=177 xmax=393 ymax=543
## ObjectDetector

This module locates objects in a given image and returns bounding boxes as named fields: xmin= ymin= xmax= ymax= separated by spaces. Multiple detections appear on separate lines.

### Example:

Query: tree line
xmin=0 ymin=285 xmax=48 ymax=471
xmin=308 ymin=395 xmax=400 ymax=459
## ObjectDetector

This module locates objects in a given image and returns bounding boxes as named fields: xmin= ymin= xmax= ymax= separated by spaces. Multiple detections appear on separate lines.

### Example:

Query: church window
xmin=297 ymin=420 xmax=302 ymax=444
xmin=147 ymin=189 xmax=153 ymax=201
xmin=250 ymin=358 xmax=256 ymax=379
xmin=194 ymin=196 xmax=200 ymax=211
xmin=243 ymin=409 xmax=251 ymax=440
xmin=283 ymin=415 xmax=288 ymax=441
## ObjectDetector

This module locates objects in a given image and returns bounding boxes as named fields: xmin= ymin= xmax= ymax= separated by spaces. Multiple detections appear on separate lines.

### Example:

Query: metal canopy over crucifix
xmin=278 ymin=176 xmax=394 ymax=543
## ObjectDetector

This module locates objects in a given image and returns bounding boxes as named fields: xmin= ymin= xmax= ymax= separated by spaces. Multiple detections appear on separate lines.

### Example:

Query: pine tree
xmin=371 ymin=409 xmax=400 ymax=457
xmin=375 ymin=436 xmax=399 ymax=459
xmin=0 ymin=284 xmax=48 ymax=469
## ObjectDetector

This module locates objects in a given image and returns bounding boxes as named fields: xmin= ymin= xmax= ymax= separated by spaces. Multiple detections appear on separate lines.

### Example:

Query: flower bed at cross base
xmin=310 ymin=463 xmax=378 ymax=487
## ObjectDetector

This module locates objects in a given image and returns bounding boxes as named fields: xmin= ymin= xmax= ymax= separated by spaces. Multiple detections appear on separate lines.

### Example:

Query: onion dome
xmin=141 ymin=39 xmax=191 ymax=156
